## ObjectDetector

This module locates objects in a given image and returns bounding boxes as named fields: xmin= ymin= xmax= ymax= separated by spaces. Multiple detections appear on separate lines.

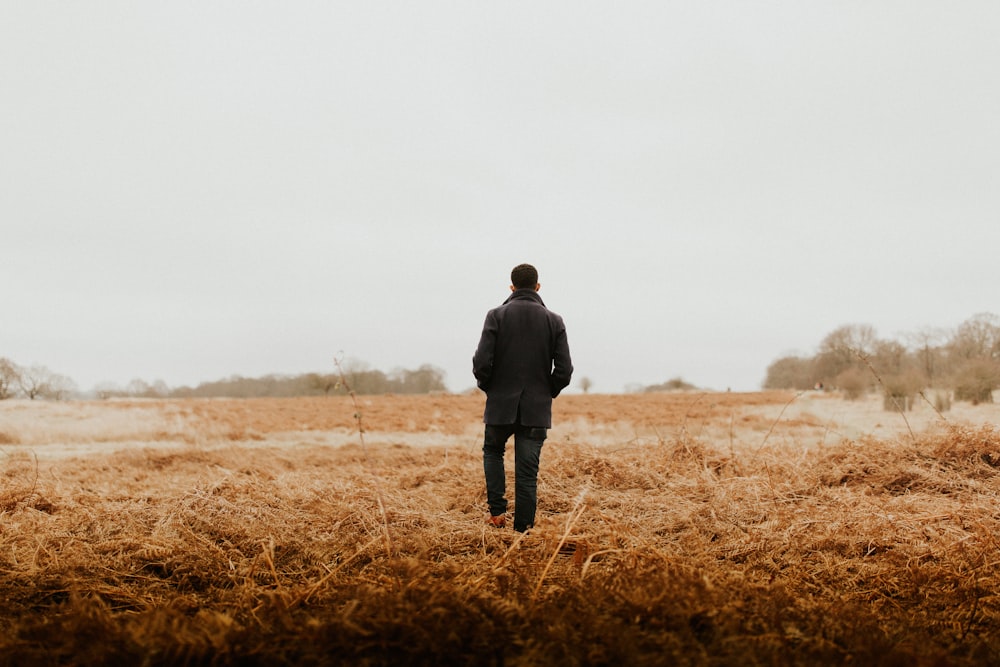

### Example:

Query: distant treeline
xmin=764 ymin=312 xmax=1000 ymax=407
xmin=641 ymin=377 xmax=699 ymax=393
xmin=102 ymin=363 xmax=449 ymax=399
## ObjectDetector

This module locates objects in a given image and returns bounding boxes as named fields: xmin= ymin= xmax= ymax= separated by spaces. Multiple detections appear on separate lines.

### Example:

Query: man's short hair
xmin=511 ymin=263 xmax=538 ymax=289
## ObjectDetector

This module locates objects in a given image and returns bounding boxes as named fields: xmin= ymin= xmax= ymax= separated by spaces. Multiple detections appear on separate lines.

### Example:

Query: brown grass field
xmin=2 ymin=390 xmax=1000 ymax=665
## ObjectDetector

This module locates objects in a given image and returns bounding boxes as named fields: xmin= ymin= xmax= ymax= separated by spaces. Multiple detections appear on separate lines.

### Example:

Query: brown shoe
xmin=487 ymin=514 xmax=506 ymax=528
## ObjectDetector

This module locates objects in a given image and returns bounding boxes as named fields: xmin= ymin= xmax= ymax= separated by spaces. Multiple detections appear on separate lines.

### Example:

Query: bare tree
xmin=18 ymin=365 xmax=75 ymax=400
xmin=949 ymin=313 xmax=1000 ymax=362
xmin=905 ymin=327 xmax=949 ymax=387
xmin=813 ymin=324 xmax=877 ymax=383
xmin=126 ymin=378 xmax=151 ymax=397
xmin=0 ymin=357 xmax=21 ymax=399
xmin=871 ymin=339 xmax=911 ymax=377
xmin=947 ymin=313 xmax=1000 ymax=403
xmin=48 ymin=373 xmax=77 ymax=400
xmin=93 ymin=381 xmax=124 ymax=400
xmin=579 ymin=377 xmax=593 ymax=394
xmin=18 ymin=365 xmax=48 ymax=400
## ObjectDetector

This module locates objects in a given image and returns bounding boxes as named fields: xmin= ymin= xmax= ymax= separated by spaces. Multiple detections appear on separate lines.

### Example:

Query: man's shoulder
xmin=488 ymin=291 xmax=564 ymax=320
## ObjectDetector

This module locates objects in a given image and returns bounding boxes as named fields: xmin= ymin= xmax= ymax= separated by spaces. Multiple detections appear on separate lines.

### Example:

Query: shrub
xmin=881 ymin=371 xmax=924 ymax=412
xmin=763 ymin=355 xmax=815 ymax=390
xmin=834 ymin=367 xmax=869 ymax=400
xmin=952 ymin=359 xmax=1000 ymax=405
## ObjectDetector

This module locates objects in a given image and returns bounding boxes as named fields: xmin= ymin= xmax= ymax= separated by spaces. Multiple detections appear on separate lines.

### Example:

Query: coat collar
xmin=503 ymin=288 xmax=545 ymax=307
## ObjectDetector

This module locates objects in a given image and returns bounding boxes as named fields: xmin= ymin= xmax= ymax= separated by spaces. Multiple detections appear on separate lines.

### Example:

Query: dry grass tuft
xmin=1 ymin=393 xmax=999 ymax=664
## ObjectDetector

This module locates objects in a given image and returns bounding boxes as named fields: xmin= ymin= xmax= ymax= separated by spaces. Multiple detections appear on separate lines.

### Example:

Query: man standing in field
xmin=472 ymin=263 xmax=573 ymax=533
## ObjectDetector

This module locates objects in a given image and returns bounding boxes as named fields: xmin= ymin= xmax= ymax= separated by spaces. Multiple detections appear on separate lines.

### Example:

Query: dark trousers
xmin=483 ymin=423 xmax=547 ymax=532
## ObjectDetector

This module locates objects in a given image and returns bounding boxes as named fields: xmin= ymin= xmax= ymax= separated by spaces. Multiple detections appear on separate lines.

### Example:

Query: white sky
xmin=3 ymin=2 xmax=999 ymax=394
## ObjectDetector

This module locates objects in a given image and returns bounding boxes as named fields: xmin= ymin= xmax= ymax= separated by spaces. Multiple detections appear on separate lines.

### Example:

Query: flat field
xmin=2 ymin=391 xmax=1000 ymax=665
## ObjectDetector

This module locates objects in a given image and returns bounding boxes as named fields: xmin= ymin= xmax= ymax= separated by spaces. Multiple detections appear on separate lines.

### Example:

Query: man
xmin=472 ymin=263 xmax=573 ymax=532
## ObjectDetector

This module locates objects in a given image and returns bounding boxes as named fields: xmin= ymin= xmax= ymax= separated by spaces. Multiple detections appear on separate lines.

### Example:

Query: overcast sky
xmin=3 ymin=2 xmax=999 ymax=394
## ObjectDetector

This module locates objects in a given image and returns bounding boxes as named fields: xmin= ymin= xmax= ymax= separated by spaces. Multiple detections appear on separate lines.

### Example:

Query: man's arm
xmin=472 ymin=311 xmax=498 ymax=391
xmin=549 ymin=321 xmax=573 ymax=398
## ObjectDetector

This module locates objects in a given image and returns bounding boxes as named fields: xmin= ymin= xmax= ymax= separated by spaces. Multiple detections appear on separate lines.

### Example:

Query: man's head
xmin=510 ymin=263 xmax=539 ymax=291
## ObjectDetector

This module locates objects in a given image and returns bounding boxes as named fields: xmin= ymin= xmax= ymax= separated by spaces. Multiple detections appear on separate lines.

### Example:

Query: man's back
xmin=473 ymin=287 xmax=572 ymax=427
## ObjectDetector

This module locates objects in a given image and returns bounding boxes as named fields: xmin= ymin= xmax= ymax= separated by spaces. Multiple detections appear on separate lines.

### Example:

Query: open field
xmin=2 ymin=391 xmax=1000 ymax=665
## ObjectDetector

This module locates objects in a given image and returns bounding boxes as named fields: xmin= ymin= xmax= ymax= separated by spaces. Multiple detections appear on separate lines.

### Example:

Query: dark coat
xmin=472 ymin=288 xmax=573 ymax=427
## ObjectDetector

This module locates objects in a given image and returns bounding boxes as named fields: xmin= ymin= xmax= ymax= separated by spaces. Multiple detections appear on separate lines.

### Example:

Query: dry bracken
xmin=0 ymin=392 xmax=998 ymax=665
